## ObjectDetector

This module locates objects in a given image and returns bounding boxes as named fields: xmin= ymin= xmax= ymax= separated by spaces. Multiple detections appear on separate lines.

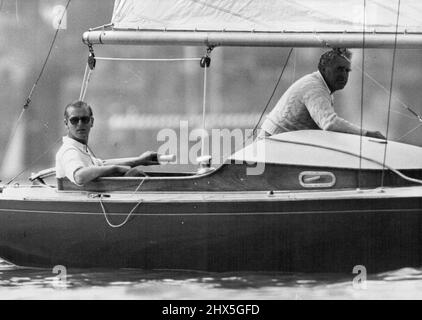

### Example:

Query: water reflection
xmin=1 ymin=259 xmax=422 ymax=299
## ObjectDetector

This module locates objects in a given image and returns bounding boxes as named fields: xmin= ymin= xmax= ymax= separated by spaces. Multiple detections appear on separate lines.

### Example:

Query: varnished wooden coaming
xmin=58 ymin=161 xmax=422 ymax=193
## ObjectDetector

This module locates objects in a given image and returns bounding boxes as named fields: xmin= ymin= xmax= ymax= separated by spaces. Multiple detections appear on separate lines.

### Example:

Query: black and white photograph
xmin=1 ymin=0 xmax=422 ymax=303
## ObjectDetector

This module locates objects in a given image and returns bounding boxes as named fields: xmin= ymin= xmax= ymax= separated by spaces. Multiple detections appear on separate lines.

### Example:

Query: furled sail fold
xmin=83 ymin=0 xmax=422 ymax=48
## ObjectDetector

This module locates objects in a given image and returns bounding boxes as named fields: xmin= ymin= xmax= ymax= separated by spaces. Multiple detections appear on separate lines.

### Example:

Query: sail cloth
xmin=83 ymin=0 xmax=422 ymax=47
xmin=111 ymin=0 xmax=422 ymax=32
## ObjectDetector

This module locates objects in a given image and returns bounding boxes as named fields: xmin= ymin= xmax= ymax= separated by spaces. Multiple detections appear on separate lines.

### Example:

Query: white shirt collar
xmin=316 ymin=70 xmax=332 ymax=95
xmin=62 ymin=136 xmax=88 ymax=152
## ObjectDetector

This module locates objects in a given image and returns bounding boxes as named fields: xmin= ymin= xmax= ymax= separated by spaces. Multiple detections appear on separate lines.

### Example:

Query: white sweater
xmin=261 ymin=71 xmax=366 ymax=136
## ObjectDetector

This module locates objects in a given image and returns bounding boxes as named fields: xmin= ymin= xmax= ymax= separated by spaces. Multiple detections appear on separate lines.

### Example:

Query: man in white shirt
xmin=260 ymin=48 xmax=385 ymax=139
xmin=56 ymin=100 xmax=158 ymax=185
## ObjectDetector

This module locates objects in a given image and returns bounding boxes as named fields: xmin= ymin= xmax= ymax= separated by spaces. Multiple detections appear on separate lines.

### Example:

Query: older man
xmin=260 ymin=48 xmax=385 ymax=139
xmin=56 ymin=100 xmax=158 ymax=185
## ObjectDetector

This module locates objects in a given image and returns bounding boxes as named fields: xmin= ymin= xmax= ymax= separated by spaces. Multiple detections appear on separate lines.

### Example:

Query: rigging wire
xmin=5 ymin=137 xmax=62 ymax=185
xmin=358 ymin=0 xmax=367 ymax=189
xmin=79 ymin=63 xmax=91 ymax=101
xmin=2 ymin=0 xmax=71 ymax=184
xmin=23 ymin=0 xmax=71 ymax=110
xmin=200 ymin=48 xmax=212 ymax=158
xmin=94 ymin=57 xmax=201 ymax=62
xmin=381 ymin=0 xmax=402 ymax=189
xmin=349 ymin=59 xmax=422 ymax=123
xmin=15 ymin=0 xmax=18 ymax=24
xmin=391 ymin=109 xmax=418 ymax=120
xmin=291 ymin=48 xmax=297 ymax=84
xmin=267 ymin=136 xmax=422 ymax=186
xmin=78 ymin=54 xmax=202 ymax=102
xmin=313 ymin=29 xmax=422 ymax=127
xmin=396 ymin=123 xmax=422 ymax=141
xmin=249 ymin=48 xmax=294 ymax=141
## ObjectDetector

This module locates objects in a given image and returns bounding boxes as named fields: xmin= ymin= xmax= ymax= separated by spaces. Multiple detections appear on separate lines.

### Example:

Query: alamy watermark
xmin=156 ymin=120 xmax=266 ymax=175
xmin=52 ymin=265 xmax=67 ymax=289
xmin=352 ymin=265 xmax=367 ymax=290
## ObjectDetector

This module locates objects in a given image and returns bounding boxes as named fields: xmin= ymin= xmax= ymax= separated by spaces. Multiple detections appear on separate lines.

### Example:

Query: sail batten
xmin=83 ymin=0 xmax=422 ymax=48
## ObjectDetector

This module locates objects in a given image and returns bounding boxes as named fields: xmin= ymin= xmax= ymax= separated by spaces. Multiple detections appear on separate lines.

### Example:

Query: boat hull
xmin=1 ymin=190 xmax=422 ymax=273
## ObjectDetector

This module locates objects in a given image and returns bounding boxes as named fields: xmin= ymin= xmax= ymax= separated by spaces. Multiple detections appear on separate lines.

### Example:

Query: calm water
xmin=1 ymin=259 xmax=422 ymax=299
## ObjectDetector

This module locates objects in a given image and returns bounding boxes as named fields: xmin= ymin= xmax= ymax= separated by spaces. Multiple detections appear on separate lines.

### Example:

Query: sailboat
xmin=1 ymin=0 xmax=422 ymax=272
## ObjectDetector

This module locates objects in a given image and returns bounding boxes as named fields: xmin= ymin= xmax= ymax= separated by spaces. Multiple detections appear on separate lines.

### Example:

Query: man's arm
xmin=74 ymin=165 xmax=131 ymax=185
xmin=59 ymin=148 xmax=132 ymax=185
xmin=103 ymin=151 xmax=159 ymax=167
xmin=305 ymin=92 xmax=386 ymax=139
xmin=324 ymin=114 xmax=385 ymax=139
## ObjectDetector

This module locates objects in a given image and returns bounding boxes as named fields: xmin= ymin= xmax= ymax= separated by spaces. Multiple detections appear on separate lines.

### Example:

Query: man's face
xmin=65 ymin=106 xmax=93 ymax=144
xmin=322 ymin=56 xmax=351 ymax=93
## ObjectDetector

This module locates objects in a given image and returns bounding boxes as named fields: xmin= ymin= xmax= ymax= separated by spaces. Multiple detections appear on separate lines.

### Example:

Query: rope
xmin=312 ymin=30 xmax=422 ymax=125
xmin=1 ymin=0 xmax=71 ymax=180
xmin=200 ymin=53 xmax=209 ymax=157
xmin=79 ymin=64 xmax=93 ymax=101
xmin=381 ymin=0 xmax=401 ymax=189
xmin=358 ymin=0 xmax=367 ymax=189
xmin=79 ymin=63 xmax=89 ymax=100
xmin=15 ymin=0 xmax=18 ymax=24
xmin=78 ymin=56 xmax=202 ymax=102
xmin=249 ymin=48 xmax=294 ymax=141
xmin=88 ymin=23 xmax=113 ymax=31
xmin=267 ymin=136 xmax=422 ymax=186
xmin=349 ymin=60 xmax=422 ymax=123
xmin=23 ymin=0 xmax=71 ymax=110
xmin=291 ymin=48 xmax=297 ymax=84
xmin=5 ymin=136 xmax=62 ymax=185
xmin=396 ymin=123 xmax=422 ymax=141
xmin=99 ymin=197 xmax=142 ymax=228
xmin=99 ymin=178 xmax=146 ymax=228
xmin=95 ymin=57 xmax=201 ymax=62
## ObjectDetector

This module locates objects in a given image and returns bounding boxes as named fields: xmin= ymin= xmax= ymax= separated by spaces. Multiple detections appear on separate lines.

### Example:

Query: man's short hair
xmin=318 ymin=48 xmax=352 ymax=72
xmin=64 ymin=100 xmax=93 ymax=119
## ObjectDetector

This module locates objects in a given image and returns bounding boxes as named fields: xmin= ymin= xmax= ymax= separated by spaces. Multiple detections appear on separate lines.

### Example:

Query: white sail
xmin=0 ymin=122 xmax=25 ymax=181
xmin=111 ymin=0 xmax=422 ymax=33
xmin=84 ymin=0 xmax=422 ymax=48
